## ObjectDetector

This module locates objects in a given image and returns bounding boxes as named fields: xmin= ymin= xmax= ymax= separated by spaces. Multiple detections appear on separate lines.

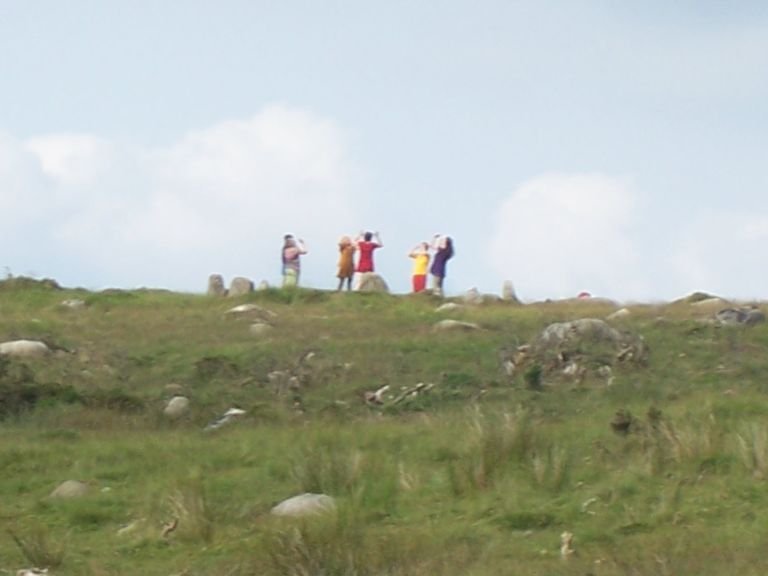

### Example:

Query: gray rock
xmin=433 ymin=319 xmax=481 ymax=332
xmin=61 ymin=298 xmax=86 ymax=309
xmin=715 ymin=307 xmax=766 ymax=327
xmin=356 ymin=273 xmax=389 ymax=293
xmin=163 ymin=396 xmax=190 ymax=419
xmin=271 ymin=493 xmax=337 ymax=518
xmin=207 ymin=274 xmax=227 ymax=296
xmin=49 ymin=480 xmax=89 ymax=499
xmin=257 ymin=280 xmax=270 ymax=290
xmin=0 ymin=340 xmax=50 ymax=358
xmin=533 ymin=318 xmax=647 ymax=365
xmin=228 ymin=277 xmax=254 ymax=297
xmin=745 ymin=309 xmax=766 ymax=326
xmin=691 ymin=297 xmax=729 ymax=311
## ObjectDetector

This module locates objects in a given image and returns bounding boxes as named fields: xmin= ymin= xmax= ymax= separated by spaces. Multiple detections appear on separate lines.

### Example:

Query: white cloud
xmin=2 ymin=105 xmax=360 ymax=290
xmin=489 ymin=174 xmax=649 ymax=302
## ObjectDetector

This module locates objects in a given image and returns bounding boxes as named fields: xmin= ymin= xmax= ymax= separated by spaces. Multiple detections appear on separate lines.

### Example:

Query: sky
xmin=1 ymin=1 xmax=767 ymax=302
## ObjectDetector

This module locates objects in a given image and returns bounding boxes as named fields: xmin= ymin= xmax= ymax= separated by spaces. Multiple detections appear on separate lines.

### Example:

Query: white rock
xmin=163 ymin=396 xmax=190 ymax=419
xmin=226 ymin=303 xmax=277 ymax=317
xmin=271 ymin=493 xmax=337 ymax=517
xmin=435 ymin=302 xmax=463 ymax=313
xmin=606 ymin=308 xmax=631 ymax=321
xmin=0 ymin=340 xmax=50 ymax=357
xmin=432 ymin=319 xmax=481 ymax=332
xmin=249 ymin=322 xmax=274 ymax=336
xmin=61 ymin=298 xmax=86 ymax=309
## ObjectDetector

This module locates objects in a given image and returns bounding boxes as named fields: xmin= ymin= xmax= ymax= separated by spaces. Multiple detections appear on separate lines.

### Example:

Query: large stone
xmin=271 ymin=493 xmax=337 ymax=518
xmin=163 ymin=396 xmax=190 ymax=419
xmin=356 ymin=273 xmax=389 ymax=293
xmin=49 ymin=480 xmax=89 ymax=499
xmin=228 ymin=277 xmax=254 ymax=297
xmin=207 ymin=274 xmax=227 ymax=296
xmin=501 ymin=280 xmax=520 ymax=303
xmin=0 ymin=340 xmax=50 ymax=358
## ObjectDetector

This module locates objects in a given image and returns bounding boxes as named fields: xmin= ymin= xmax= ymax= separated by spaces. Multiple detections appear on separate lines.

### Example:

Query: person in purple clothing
xmin=430 ymin=234 xmax=454 ymax=295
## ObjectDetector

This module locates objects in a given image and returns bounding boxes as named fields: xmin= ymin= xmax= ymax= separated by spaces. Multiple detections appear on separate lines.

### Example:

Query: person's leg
xmin=337 ymin=278 xmax=344 ymax=291
xmin=414 ymin=274 xmax=426 ymax=293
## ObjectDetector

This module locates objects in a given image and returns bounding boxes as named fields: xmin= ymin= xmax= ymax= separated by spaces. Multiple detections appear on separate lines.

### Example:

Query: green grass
xmin=2 ymin=278 xmax=768 ymax=574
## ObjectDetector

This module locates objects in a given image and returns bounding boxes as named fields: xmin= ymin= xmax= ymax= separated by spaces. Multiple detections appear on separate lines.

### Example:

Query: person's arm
xmin=374 ymin=232 xmax=383 ymax=247
xmin=297 ymin=239 xmax=308 ymax=254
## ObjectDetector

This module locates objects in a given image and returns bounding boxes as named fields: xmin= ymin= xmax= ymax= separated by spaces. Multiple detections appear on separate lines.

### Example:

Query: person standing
xmin=281 ymin=234 xmax=308 ymax=287
xmin=355 ymin=231 xmax=383 ymax=274
xmin=408 ymin=241 xmax=430 ymax=293
xmin=430 ymin=234 xmax=454 ymax=296
xmin=337 ymin=235 xmax=356 ymax=291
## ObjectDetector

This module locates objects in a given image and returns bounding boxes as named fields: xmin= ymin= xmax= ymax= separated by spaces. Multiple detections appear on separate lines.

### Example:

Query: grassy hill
xmin=2 ymin=278 xmax=768 ymax=575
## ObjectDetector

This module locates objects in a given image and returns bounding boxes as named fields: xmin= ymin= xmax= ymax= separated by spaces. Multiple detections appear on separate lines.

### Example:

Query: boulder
xmin=163 ymin=395 xmax=190 ymax=419
xmin=271 ymin=493 xmax=336 ymax=518
xmin=49 ymin=480 xmax=89 ymax=499
xmin=433 ymin=319 xmax=481 ymax=332
xmin=356 ymin=273 xmax=389 ymax=293
xmin=207 ymin=274 xmax=227 ymax=296
xmin=228 ymin=277 xmax=254 ymax=297
xmin=0 ymin=340 xmax=50 ymax=358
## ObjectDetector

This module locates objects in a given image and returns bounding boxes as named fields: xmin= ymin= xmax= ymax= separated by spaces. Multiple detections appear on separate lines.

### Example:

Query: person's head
xmin=283 ymin=234 xmax=296 ymax=248
xmin=339 ymin=235 xmax=351 ymax=246
xmin=364 ymin=232 xmax=373 ymax=242
xmin=421 ymin=241 xmax=429 ymax=251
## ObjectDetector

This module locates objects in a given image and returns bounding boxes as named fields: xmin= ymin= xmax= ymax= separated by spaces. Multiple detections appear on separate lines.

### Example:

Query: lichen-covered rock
xmin=0 ymin=340 xmax=50 ymax=358
xmin=432 ymin=319 xmax=481 ymax=332
xmin=163 ymin=396 xmax=190 ymax=419
xmin=228 ymin=277 xmax=254 ymax=297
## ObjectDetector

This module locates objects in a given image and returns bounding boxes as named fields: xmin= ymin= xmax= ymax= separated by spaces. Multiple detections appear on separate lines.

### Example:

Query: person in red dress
xmin=355 ymin=231 xmax=383 ymax=273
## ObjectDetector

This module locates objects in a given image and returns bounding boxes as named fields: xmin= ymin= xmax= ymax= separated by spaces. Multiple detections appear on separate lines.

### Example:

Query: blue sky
xmin=1 ymin=1 xmax=767 ymax=301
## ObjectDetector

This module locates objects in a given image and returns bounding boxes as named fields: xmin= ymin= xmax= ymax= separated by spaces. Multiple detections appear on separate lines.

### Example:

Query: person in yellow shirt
xmin=408 ymin=242 xmax=431 ymax=293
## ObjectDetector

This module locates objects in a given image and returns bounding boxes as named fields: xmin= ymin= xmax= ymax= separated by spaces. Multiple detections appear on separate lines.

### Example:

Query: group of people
xmin=280 ymin=231 xmax=454 ymax=294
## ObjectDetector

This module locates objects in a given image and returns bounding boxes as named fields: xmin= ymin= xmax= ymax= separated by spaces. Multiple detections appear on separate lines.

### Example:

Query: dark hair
xmin=364 ymin=232 xmax=373 ymax=241
xmin=445 ymin=237 xmax=454 ymax=258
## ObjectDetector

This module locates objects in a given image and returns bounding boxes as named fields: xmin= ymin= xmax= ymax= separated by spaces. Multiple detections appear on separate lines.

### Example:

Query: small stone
xmin=435 ymin=302 xmax=462 ymax=313
xmin=61 ymin=298 xmax=86 ymax=309
xmin=249 ymin=323 xmax=274 ymax=336
xmin=606 ymin=308 xmax=631 ymax=321
xmin=49 ymin=480 xmax=89 ymax=499
xmin=432 ymin=319 xmax=481 ymax=332
xmin=163 ymin=396 xmax=190 ymax=419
